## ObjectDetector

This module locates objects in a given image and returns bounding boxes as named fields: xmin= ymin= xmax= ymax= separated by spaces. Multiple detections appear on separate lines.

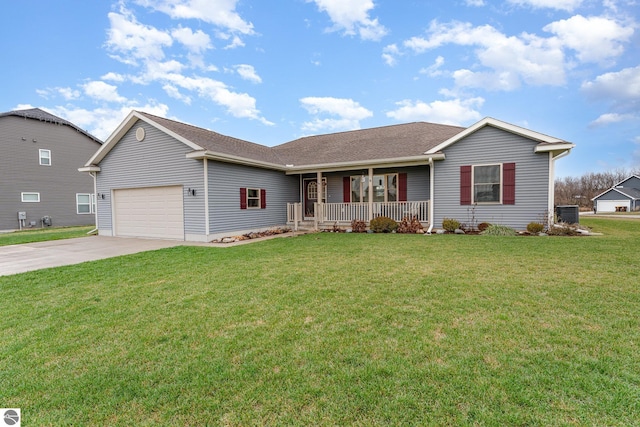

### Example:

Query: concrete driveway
xmin=0 ymin=236 xmax=192 ymax=276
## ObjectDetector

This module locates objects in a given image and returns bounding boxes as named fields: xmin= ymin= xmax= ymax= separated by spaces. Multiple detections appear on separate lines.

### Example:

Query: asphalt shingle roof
xmin=137 ymin=112 xmax=285 ymax=165
xmin=0 ymin=108 xmax=102 ymax=144
xmin=138 ymin=112 xmax=466 ymax=168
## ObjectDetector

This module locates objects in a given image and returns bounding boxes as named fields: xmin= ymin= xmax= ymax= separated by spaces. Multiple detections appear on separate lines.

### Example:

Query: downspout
xmin=204 ymin=159 xmax=210 ymax=238
xmin=549 ymin=150 xmax=570 ymax=225
xmin=87 ymin=171 xmax=98 ymax=235
xmin=427 ymin=158 xmax=435 ymax=234
xmin=368 ymin=167 xmax=374 ymax=222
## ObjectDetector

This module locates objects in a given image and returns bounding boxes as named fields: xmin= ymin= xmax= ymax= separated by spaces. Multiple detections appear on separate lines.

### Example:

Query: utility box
xmin=556 ymin=205 xmax=579 ymax=224
xmin=18 ymin=211 xmax=27 ymax=220
xmin=42 ymin=216 xmax=53 ymax=226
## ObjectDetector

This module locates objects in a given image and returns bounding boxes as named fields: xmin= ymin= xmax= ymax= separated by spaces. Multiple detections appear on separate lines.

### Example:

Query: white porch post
xmin=204 ymin=158 xmax=210 ymax=237
xmin=317 ymin=171 xmax=323 ymax=228
xmin=368 ymin=167 xmax=373 ymax=221
xmin=428 ymin=158 xmax=435 ymax=233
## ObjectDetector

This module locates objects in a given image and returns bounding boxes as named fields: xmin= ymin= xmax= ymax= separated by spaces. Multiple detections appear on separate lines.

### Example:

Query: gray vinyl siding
xmin=595 ymin=190 xmax=632 ymax=201
xmin=321 ymin=166 xmax=431 ymax=202
xmin=433 ymin=126 xmax=550 ymax=230
xmin=0 ymin=116 xmax=101 ymax=230
xmin=208 ymin=161 xmax=298 ymax=234
xmin=95 ymin=120 xmax=205 ymax=236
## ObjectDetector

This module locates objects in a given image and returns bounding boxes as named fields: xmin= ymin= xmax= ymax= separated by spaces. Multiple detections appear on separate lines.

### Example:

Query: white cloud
xmin=507 ymin=0 xmax=584 ymax=12
xmin=171 ymin=26 xmax=212 ymax=53
xmin=309 ymin=0 xmax=388 ymax=41
xmin=300 ymin=96 xmax=373 ymax=132
xmin=106 ymin=8 xmax=173 ymax=64
xmin=590 ymin=112 xmax=638 ymax=126
xmin=581 ymin=65 xmax=640 ymax=102
xmin=82 ymin=81 xmax=127 ymax=103
xmin=544 ymin=15 xmax=634 ymax=65
xmin=162 ymin=84 xmax=192 ymax=104
xmin=382 ymin=44 xmax=400 ymax=66
xmin=134 ymin=0 xmax=254 ymax=34
xmin=101 ymin=72 xmax=127 ymax=82
xmin=386 ymin=97 xmax=484 ymax=125
xmin=404 ymin=21 xmax=566 ymax=90
xmin=234 ymin=64 xmax=262 ymax=84
xmin=420 ymin=56 xmax=445 ymax=77
xmin=465 ymin=0 xmax=485 ymax=6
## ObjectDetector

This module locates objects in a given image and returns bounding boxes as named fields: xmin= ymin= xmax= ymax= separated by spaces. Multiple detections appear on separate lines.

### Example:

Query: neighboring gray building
xmin=0 ymin=108 xmax=103 ymax=231
xmin=81 ymin=111 xmax=574 ymax=241
xmin=592 ymin=175 xmax=640 ymax=212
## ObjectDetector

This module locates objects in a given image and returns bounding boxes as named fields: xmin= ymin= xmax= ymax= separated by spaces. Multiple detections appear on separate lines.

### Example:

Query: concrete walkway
xmin=0 ymin=236 xmax=197 ymax=276
xmin=0 ymin=232 xmax=301 ymax=277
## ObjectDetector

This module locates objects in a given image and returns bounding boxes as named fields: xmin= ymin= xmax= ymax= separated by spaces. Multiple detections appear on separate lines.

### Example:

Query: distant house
xmin=0 ymin=108 xmax=102 ymax=231
xmin=591 ymin=175 xmax=640 ymax=213
xmin=80 ymin=111 xmax=574 ymax=241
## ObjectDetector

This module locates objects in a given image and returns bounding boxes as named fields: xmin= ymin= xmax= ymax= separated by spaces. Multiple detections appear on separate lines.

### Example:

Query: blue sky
xmin=1 ymin=0 xmax=638 ymax=177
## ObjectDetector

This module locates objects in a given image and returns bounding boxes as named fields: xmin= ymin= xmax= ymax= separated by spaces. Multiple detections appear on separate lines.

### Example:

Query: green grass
xmin=0 ymin=226 xmax=93 ymax=246
xmin=1 ymin=217 xmax=639 ymax=425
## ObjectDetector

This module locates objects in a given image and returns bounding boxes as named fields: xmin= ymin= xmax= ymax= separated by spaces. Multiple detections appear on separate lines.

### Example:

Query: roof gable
xmin=592 ymin=175 xmax=640 ymax=200
xmin=425 ymin=117 xmax=573 ymax=155
xmin=1 ymin=108 xmax=102 ymax=144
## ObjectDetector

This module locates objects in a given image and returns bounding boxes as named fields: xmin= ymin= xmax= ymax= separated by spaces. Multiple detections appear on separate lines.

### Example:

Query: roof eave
xmin=284 ymin=153 xmax=445 ymax=175
xmin=78 ymin=166 xmax=101 ymax=172
xmin=186 ymin=150 xmax=289 ymax=171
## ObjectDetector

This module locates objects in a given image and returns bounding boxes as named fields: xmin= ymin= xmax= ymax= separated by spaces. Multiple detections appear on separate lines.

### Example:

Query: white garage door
xmin=597 ymin=199 xmax=630 ymax=213
xmin=113 ymin=186 xmax=184 ymax=240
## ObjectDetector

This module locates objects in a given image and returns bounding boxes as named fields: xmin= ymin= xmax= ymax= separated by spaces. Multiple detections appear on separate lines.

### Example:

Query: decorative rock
xmin=416 ymin=228 xmax=424 ymax=234
xmin=436 ymin=229 xmax=446 ymax=234
xmin=222 ymin=237 xmax=236 ymax=243
xmin=454 ymin=228 xmax=465 ymax=234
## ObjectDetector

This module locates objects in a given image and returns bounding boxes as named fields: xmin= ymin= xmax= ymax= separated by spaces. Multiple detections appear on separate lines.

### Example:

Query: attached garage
xmin=113 ymin=186 xmax=185 ymax=240
xmin=596 ymin=199 xmax=630 ymax=213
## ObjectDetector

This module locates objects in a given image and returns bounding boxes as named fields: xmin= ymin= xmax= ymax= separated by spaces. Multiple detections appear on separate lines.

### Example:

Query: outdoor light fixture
xmin=187 ymin=188 xmax=196 ymax=196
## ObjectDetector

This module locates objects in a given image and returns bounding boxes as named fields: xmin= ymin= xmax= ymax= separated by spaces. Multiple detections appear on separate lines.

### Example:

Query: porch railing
xmin=287 ymin=201 xmax=429 ymax=226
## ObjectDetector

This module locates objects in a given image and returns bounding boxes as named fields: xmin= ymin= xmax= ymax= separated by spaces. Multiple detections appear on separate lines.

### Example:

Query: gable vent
xmin=135 ymin=127 xmax=146 ymax=141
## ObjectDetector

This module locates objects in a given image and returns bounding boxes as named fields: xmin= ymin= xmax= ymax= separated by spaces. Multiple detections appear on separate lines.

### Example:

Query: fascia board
xmin=186 ymin=150 xmax=289 ymax=171
xmin=284 ymin=154 xmax=445 ymax=175
xmin=534 ymin=143 xmax=576 ymax=153
xmin=78 ymin=166 xmax=101 ymax=172
xmin=425 ymin=117 xmax=567 ymax=155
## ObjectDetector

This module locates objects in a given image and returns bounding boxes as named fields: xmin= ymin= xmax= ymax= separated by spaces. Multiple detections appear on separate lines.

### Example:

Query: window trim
xmin=21 ymin=192 xmax=40 ymax=203
xmin=39 ymin=149 xmax=51 ymax=166
xmin=350 ymin=173 xmax=398 ymax=203
xmin=246 ymin=188 xmax=261 ymax=209
xmin=472 ymin=163 xmax=502 ymax=204
xmin=76 ymin=193 xmax=95 ymax=214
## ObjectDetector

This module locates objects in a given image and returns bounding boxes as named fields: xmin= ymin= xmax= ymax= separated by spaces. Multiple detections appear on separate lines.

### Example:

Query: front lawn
xmin=1 ymin=217 xmax=639 ymax=425
xmin=0 ymin=226 xmax=93 ymax=247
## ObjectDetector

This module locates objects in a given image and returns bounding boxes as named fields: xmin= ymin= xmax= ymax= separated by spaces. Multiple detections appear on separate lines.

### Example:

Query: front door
xmin=303 ymin=178 xmax=326 ymax=219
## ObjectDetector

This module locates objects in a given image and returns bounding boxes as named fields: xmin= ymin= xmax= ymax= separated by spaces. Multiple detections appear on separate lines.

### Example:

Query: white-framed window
xmin=39 ymin=149 xmax=51 ymax=166
xmin=307 ymin=178 xmax=327 ymax=201
xmin=21 ymin=192 xmax=40 ymax=202
xmin=473 ymin=164 xmax=501 ymax=203
xmin=76 ymin=193 xmax=95 ymax=214
xmin=247 ymin=188 xmax=260 ymax=208
xmin=351 ymin=174 xmax=398 ymax=202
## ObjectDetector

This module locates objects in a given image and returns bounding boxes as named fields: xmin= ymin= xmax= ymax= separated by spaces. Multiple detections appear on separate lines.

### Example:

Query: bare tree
xmin=554 ymin=167 xmax=640 ymax=209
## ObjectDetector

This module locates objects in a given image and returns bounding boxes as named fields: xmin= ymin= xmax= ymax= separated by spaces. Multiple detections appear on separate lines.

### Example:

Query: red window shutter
xmin=240 ymin=187 xmax=247 ymax=209
xmin=260 ymin=189 xmax=266 ymax=209
xmin=343 ymin=176 xmax=351 ymax=203
xmin=503 ymin=163 xmax=516 ymax=205
xmin=460 ymin=166 xmax=472 ymax=205
xmin=398 ymin=173 xmax=407 ymax=201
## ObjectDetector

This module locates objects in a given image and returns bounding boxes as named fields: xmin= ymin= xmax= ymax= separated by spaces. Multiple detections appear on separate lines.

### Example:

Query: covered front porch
xmin=284 ymin=165 xmax=432 ymax=230
xmin=287 ymin=200 xmax=429 ymax=229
